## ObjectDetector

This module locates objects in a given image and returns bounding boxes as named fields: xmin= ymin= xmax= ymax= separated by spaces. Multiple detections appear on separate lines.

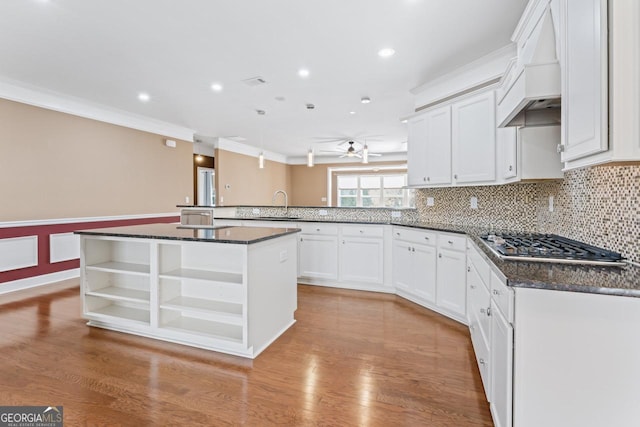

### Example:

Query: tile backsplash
xmin=416 ymin=164 xmax=640 ymax=263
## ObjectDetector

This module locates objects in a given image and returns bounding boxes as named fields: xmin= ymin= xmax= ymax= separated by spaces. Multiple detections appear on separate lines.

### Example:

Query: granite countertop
xmin=75 ymin=223 xmax=300 ymax=244
xmin=176 ymin=204 xmax=417 ymax=211
xmin=391 ymin=221 xmax=640 ymax=298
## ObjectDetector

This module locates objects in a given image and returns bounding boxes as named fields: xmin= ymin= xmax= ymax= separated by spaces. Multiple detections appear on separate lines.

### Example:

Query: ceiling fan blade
xmin=319 ymin=149 xmax=343 ymax=153
xmin=339 ymin=153 xmax=348 ymax=158
xmin=368 ymin=153 xmax=383 ymax=157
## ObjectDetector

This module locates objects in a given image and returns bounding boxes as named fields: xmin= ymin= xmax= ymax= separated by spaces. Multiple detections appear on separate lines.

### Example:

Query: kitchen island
xmin=75 ymin=223 xmax=300 ymax=358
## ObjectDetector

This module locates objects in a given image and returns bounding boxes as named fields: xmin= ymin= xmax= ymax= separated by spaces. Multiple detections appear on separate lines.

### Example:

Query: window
xmin=337 ymin=173 xmax=414 ymax=208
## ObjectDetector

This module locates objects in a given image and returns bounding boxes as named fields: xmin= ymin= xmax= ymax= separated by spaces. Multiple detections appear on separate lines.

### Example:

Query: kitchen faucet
xmin=272 ymin=190 xmax=288 ymax=215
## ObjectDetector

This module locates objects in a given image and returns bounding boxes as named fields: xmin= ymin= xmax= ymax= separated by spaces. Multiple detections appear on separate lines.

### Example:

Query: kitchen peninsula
xmin=75 ymin=223 xmax=300 ymax=358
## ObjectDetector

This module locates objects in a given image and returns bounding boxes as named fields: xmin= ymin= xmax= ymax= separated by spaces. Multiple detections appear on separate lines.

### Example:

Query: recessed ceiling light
xmin=138 ymin=93 xmax=150 ymax=102
xmin=210 ymin=83 xmax=223 ymax=92
xmin=349 ymin=111 xmax=356 ymax=115
xmin=401 ymin=119 xmax=408 ymax=123
xmin=378 ymin=48 xmax=396 ymax=58
xmin=361 ymin=97 xmax=371 ymax=104
xmin=298 ymin=68 xmax=310 ymax=78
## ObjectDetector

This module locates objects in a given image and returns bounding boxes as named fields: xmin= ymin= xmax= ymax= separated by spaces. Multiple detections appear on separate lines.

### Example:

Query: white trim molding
xmin=0 ymin=77 xmax=195 ymax=142
xmin=0 ymin=212 xmax=179 ymax=229
xmin=0 ymin=236 xmax=38 ymax=272
xmin=214 ymin=137 xmax=289 ymax=164
xmin=49 ymin=232 xmax=81 ymax=263
xmin=0 ymin=269 xmax=80 ymax=295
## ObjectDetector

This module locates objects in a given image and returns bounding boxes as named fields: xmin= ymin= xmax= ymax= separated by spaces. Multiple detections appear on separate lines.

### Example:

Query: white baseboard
xmin=0 ymin=268 xmax=80 ymax=295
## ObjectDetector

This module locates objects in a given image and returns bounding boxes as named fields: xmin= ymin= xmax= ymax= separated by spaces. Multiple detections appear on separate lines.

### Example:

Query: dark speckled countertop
xmin=391 ymin=221 xmax=640 ymax=298
xmin=75 ymin=223 xmax=300 ymax=244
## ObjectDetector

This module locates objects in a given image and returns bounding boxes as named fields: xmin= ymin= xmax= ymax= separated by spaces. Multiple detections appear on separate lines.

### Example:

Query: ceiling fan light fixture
xmin=361 ymin=97 xmax=371 ymax=104
xmin=258 ymin=152 xmax=265 ymax=169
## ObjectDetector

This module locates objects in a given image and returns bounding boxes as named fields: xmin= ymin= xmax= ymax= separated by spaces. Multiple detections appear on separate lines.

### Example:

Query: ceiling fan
xmin=315 ymin=136 xmax=383 ymax=161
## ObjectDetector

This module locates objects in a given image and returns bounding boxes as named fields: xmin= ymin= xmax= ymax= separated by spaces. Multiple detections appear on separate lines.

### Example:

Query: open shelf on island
xmin=88 ymin=304 xmax=150 ymax=325
xmin=86 ymin=286 xmax=150 ymax=304
xmin=160 ymin=296 xmax=243 ymax=324
xmin=159 ymin=268 xmax=243 ymax=284
xmin=161 ymin=315 xmax=243 ymax=343
xmin=86 ymin=261 xmax=150 ymax=275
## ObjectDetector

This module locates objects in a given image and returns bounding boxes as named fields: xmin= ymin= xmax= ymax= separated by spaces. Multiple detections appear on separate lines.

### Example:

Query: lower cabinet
xmin=490 ymin=298 xmax=513 ymax=427
xmin=298 ymin=234 xmax=338 ymax=280
xmin=435 ymin=233 xmax=467 ymax=322
xmin=339 ymin=225 xmax=385 ymax=285
xmin=392 ymin=228 xmax=437 ymax=304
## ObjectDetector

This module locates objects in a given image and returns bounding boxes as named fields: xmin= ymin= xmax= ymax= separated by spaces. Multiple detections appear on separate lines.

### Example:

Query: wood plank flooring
xmin=0 ymin=282 xmax=492 ymax=426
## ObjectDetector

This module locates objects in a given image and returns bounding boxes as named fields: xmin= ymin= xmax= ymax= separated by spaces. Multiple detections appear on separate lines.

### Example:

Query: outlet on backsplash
xmin=470 ymin=197 xmax=478 ymax=209
xmin=426 ymin=197 xmax=434 ymax=207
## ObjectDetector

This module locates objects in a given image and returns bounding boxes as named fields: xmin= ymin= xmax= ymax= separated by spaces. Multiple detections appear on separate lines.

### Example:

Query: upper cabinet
xmin=559 ymin=0 xmax=640 ymax=168
xmin=559 ymin=0 xmax=608 ymax=162
xmin=452 ymin=91 xmax=496 ymax=184
xmin=408 ymin=89 xmax=500 ymax=188
xmin=408 ymin=105 xmax=452 ymax=186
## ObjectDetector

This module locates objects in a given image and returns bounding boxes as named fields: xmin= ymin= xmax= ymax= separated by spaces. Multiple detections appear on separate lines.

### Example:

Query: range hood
xmin=497 ymin=6 xmax=561 ymax=128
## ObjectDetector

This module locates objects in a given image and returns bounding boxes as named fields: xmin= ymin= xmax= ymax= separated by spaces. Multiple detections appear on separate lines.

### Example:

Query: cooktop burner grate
xmin=480 ymin=233 xmax=625 ymax=265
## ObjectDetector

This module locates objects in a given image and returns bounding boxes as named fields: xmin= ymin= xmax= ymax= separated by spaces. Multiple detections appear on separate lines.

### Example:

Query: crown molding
xmin=287 ymin=152 xmax=408 ymax=165
xmin=0 ymin=77 xmax=195 ymax=141
xmin=214 ymin=137 xmax=289 ymax=163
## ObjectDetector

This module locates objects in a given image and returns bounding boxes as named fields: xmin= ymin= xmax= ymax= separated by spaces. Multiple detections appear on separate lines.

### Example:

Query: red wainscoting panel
xmin=0 ymin=216 xmax=179 ymax=284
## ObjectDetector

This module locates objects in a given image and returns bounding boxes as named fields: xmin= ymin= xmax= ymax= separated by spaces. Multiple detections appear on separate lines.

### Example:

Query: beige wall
xmin=0 ymin=98 xmax=193 ymax=221
xmin=215 ymin=149 xmax=291 ymax=206
xmin=290 ymin=161 xmax=409 ymax=206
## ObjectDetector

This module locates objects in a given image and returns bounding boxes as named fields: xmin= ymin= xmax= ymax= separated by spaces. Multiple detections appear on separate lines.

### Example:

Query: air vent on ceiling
xmin=242 ymin=76 xmax=268 ymax=87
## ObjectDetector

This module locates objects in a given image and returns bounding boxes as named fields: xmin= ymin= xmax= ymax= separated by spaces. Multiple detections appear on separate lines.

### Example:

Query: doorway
xmin=197 ymin=167 xmax=215 ymax=206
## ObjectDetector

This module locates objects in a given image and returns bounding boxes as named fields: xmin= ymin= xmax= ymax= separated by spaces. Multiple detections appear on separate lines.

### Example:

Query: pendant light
xmin=257 ymin=109 xmax=266 ymax=169
xmin=307 ymin=148 xmax=314 ymax=167
xmin=362 ymin=141 xmax=369 ymax=164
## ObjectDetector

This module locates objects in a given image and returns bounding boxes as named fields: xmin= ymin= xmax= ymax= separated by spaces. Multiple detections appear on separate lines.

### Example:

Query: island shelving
xmin=76 ymin=224 xmax=300 ymax=358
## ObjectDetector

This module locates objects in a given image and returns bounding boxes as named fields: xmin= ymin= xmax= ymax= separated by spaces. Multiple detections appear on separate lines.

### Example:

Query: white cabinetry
xmin=560 ymin=0 xmax=608 ymax=163
xmin=339 ymin=225 xmax=385 ymax=286
xmin=436 ymin=233 xmax=467 ymax=322
xmin=466 ymin=242 xmax=493 ymax=400
xmin=298 ymin=223 xmax=338 ymax=281
xmin=80 ymin=233 xmax=298 ymax=359
xmin=502 ymin=126 xmax=564 ymax=182
xmin=452 ymin=91 xmax=496 ymax=184
xmin=489 ymin=270 xmax=514 ymax=427
xmin=407 ymin=105 xmax=451 ymax=186
xmin=392 ymin=227 xmax=437 ymax=305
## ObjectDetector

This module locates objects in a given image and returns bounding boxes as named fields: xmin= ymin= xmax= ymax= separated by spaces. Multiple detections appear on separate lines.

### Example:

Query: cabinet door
xmin=407 ymin=114 xmax=429 ymax=186
xmin=392 ymin=240 xmax=413 ymax=293
xmin=501 ymin=127 xmax=518 ymax=180
xmin=424 ymin=105 xmax=452 ymax=185
xmin=490 ymin=301 xmax=513 ymax=427
xmin=412 ymin=243 xmax=437 ymax=304
xmin=436 ymin=248 xmax=467 ymax=318
xmin=560 ymin=0 xmax=608 ymax=161
xmin=298 ymin=234 xmax=338 ymax=280
xmin=339 ymin=237 xmax=384 ymax=284
xmin=452 ymin=91 xmax=496 ymax=184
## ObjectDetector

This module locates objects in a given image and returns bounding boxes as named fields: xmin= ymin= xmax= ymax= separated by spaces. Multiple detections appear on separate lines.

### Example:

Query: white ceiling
xmin=0 ymin=0 xmax=527 ymax=159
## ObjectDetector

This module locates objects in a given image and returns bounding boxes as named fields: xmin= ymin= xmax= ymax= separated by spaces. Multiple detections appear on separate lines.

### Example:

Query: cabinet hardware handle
xmin=424 ymin=236 xmax=429 ymax=240
xmin=423 ymin=177 xmax=427 ymax=182
xmin=454 ymin=174 xmax=458 ymax=179
xmin=342 ymin=240 xmax=345 ymax=244
xmin=557 ymin=144 xmax=565 ymax=153
xmin=467 ymin=266 xmax=471 ymax=272
xmin=509 ymin=165 xmax=513 ymax=171
xmin=396 ymin=232 xmax=400 ymax=236
xmin=427 ymin=177 xmax=430 ymax=181
xmin=411 ymin=247 xmax=415 ymax=252
xmin=438 ymin=253 xmax=442 ymax=258
xmin=470 ymin=285 xmax=476 ymax=289
xmin=316 ymin=228 xmax=320 ymax=232
xmin=359 ymin=230 xmax=364 ymax=233
xmin=300 ymin=237 xmax=303 ymax=242
xmin=479 ymin=358 xmax=486 ymax=365
xmin=487 ymin=307 xmax=492 ymax=317
xmin=408 ymin=247 xmax=411 ymax=252
xmin=447 ymin=240 xmax=453 ymax=244
xmin=492 ymin=290 xmax=500 ymax=296
xmin=480 ymin=308 xmax=486 ymax=314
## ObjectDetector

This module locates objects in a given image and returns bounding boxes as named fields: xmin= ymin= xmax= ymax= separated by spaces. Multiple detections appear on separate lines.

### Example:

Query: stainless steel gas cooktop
xmin=480 ymin=233 xmax=626 ymax=266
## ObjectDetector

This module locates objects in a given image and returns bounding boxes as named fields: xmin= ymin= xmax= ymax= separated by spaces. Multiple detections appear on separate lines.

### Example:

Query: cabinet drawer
xmin=438 ymin=233 xmax=466 ymax=252
xmin=299 ymin=223 xmax=338 ymax=235
xmin=491 ymin=270 xmax=514 ymax=323
xmin=468 ymin=242 xmax=491 ymax=286
xmin=392 ymin=227 xmax=436 ymax=246
xmin=340 ymin=225 xmax=384 ymax=238
xmin=469 ymin=309 xmax=491 ymax=400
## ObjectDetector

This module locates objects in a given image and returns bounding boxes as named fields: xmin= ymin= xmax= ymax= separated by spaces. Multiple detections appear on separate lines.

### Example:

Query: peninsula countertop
xmin=75 ymin=223 xmax=300 ymax=244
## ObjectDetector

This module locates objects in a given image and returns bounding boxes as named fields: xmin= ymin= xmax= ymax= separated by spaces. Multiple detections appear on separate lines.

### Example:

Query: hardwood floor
xmin=0 ymin=282 xmax=492 ymax=426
